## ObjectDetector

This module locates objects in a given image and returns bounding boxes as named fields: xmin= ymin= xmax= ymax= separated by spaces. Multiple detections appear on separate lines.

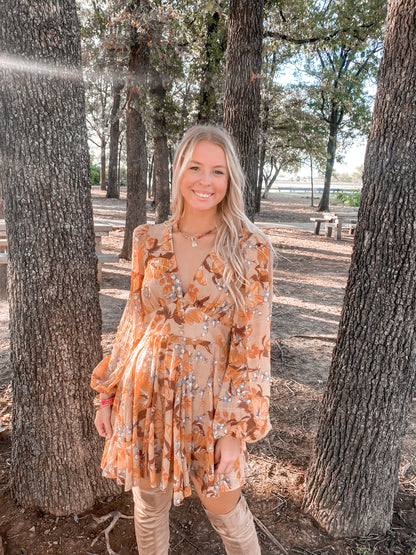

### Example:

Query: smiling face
xmin=179 ymin=140 xmax=229 ymax=220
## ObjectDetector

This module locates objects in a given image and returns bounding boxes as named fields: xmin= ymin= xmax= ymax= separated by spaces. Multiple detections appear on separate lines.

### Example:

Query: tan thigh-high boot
xmin=132 ymin=482 xmax=173 ymax=555
xmin=204 ymin=495 xmax=261 ymax=555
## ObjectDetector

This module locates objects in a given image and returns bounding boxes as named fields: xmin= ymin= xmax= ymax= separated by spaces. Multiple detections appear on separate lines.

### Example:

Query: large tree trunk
xmin=197 ymin=11 xmax=226 ymax=124
xmin=0 ymin=190 xmax=6 ymax=296
xmin=317 ymin=108 xmax=341 ymax=212
xmin=106 ymin=76 xmax=124 ymax=199
xmin=151 ymin=71 xmax=170 ymax=224
xmin=223 ymin=0 xmax=264 ymax=221
xmin=120 ymin=31 xmax=149 ymax=260
xmin=303 ymin=0 xmax=416 ymax=537
xmin=0 ymin=0 xmax=118 ymax=515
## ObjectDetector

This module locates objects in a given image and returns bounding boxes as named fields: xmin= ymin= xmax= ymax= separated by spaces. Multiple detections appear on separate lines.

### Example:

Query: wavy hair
xmin=167 ymin=125 xmax=269 ymax=309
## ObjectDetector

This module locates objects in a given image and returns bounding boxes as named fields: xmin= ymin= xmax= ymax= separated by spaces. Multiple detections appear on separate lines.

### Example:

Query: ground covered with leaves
xmin=0 ymin=190 xmax=415 ymax=554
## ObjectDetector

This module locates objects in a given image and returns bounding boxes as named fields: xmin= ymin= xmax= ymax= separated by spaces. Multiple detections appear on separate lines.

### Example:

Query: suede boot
xmin=132 ymin=483 xmax=173 ymax=555
xmin=204 ymin=495 xmax=261 ymax=555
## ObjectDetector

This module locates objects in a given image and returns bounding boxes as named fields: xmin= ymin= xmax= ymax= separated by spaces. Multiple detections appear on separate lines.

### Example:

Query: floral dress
xmin=91 ymin=223 xmax=273 ymax=506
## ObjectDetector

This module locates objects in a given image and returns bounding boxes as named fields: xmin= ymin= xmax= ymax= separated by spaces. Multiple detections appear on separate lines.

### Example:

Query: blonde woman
xmin=92 ymin=125 xmax=273 ymax=554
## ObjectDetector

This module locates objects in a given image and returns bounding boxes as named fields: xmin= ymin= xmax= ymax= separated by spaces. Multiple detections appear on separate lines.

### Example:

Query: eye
xmin=189 ymin=166 xmax=199 ymax=171
xmin=214 ymin=170 xmax=224 ymax=175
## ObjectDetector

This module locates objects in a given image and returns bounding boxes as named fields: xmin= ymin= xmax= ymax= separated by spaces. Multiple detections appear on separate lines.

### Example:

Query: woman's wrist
xmin=93 ymin=395 xmax=115 ymax=410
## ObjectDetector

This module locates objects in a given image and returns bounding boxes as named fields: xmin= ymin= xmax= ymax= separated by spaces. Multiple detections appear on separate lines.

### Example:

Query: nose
xmin=199 ymin=171 xmax=212 ymax=185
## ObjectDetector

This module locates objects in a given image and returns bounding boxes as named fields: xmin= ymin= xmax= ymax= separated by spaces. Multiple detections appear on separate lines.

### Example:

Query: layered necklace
xmin=177 ymin=222 xmax=217 ymax=247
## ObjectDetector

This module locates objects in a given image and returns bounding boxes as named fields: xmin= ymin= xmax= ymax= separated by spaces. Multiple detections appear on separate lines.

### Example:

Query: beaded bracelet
xmin=93 ymin=396 xmax=115 ymax=410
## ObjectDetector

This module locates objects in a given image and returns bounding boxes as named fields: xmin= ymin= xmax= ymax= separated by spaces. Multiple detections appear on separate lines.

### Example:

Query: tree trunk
xmin=310 ymin=154 xmax=314 ymax=207
xmin=151 ymin=71 xmax=170 ymax=224
xmin=106 ymin=76 xmax=124 ymax=199
xmin=100 ymin=134 xmax=106 ymax=190
xmin=120 ymin=31 xmax=149 ymax=260
xmin=223 ymin=0 xmax=264 ymax=221
xmin=148 ymin=154 xmax=154 ymax=198
xmin=303 ymin=0 xmax=416 ymax=537
xmin=0 ymin=189 xmax=6 ymax=296
xmin=262 ymin=161 xmax=280 ymax=199
xmin=197 ymin=11 xmax=225 ymax=124
xmin=256 ymin=143 xmax=266 ymax=212
xmin=0 ymin=0 xmax=118 ymax=515
xmin=317 ymin=109 xmax=340 ymax=212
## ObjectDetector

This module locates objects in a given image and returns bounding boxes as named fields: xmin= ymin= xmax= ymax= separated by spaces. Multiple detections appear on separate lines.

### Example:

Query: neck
xmin=180 ymin=209 xmax=218 ymax=234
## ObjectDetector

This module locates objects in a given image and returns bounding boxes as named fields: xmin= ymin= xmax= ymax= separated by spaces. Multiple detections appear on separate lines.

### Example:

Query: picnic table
xmin=310 ymin=212 xmax=358 ymax=241
xmin=0 ymin=220 xmax=120 ymax=283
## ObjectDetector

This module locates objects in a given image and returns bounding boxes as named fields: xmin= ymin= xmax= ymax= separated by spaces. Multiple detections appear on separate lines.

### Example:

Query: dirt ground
xmin=0 ymin=189 xmax=415 ymax=555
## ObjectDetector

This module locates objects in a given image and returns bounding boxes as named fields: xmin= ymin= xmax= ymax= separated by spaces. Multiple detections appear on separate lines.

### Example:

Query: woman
xmin=92 ymin=125 xmax=273 ymax=554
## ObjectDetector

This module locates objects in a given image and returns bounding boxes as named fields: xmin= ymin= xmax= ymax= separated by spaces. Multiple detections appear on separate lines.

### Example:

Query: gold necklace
xmin=177 ymin=222 xmax=217 ymax=247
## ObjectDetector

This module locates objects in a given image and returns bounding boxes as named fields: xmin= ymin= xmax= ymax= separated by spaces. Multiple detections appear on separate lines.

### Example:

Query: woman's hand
xmin=214 ymin=436 xmax=241 ymax=474
xmin=94 ymin=406 xmax=113 ymax=439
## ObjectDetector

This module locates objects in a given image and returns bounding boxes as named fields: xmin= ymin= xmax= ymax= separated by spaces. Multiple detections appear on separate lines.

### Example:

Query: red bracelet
xmin=93 ymin=396 xmax=115 ymax=410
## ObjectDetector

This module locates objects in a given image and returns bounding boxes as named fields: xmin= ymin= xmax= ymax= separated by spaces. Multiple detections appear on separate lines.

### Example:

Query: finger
xmin=215 ymin=460 xmax=227 ymax=474
xmin=214 ymin=446 xmax=221 ymax=464
xmin=96 ymin=423 xmax=106 ymax=437
xmin=104 ymin=423 xmax=113 ymax=439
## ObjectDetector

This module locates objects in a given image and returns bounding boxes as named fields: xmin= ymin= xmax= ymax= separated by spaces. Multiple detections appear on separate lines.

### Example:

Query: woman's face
xmin=179 ymin=140 xmax=229 ymax=218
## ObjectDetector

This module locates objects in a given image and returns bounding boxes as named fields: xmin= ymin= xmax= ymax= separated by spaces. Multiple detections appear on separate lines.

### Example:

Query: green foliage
xmin=78 ymin=0 xmax=387 ymax=193
xmin=90 ymin=163 xmax=100 ymax=185
xmin=335 ymin=190 xmax=361 ymax=207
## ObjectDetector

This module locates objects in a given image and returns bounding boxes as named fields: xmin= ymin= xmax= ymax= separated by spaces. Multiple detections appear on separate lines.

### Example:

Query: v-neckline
xmin=169 ymin=226 xmax=214 ymax=299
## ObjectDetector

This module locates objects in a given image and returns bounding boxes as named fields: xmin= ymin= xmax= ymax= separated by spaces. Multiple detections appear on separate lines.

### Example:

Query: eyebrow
xmin=189 ymin=159 xmax=227 ymax=169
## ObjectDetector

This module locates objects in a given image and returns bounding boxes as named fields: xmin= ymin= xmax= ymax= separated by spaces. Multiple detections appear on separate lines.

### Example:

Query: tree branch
xmin=265 ymin=22 xmax=376 ymax=45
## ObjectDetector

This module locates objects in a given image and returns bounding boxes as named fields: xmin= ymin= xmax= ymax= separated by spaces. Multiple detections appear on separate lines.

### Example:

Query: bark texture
xmin=0 ymin=0 xmax=118 ymax=514
xmin=197 ymin=11 xmax=226 ymax=124
xmin=303 ymin=0 xmax=416 ymax=536
xmin=223 ymin=0 xmax=264 ymax=221
xmin=106 ymin=76 xmax=124 ymax=199
xmin=120 ymin=27 xmax=149 ymax=259
xmin=151 ymin=71 xmax=170 ymax=224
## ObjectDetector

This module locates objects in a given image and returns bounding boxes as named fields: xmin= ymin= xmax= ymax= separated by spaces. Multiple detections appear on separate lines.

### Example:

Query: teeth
xmin=194 ymin=191 xmax=212 ymax=198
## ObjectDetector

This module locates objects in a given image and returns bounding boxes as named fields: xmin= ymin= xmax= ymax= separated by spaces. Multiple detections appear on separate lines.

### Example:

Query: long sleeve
xmin=213 ymin=237 xmax=273 ymax=443
xmin=91 ymin=226 xmax=146 ymax=396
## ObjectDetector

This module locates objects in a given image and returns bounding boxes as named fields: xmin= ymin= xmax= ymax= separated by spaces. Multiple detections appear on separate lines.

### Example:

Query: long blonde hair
xmin=167 ymin=125 xmax=268 ymax=309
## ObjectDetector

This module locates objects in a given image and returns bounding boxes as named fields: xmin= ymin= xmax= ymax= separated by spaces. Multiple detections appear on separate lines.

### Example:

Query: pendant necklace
xmin=177 ymin=222 xmax=217 ymax=247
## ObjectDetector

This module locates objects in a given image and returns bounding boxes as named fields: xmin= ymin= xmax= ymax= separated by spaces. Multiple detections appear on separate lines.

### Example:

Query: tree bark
xmin=223 ymin=0 xmax=264 ymax=221
xmin=317 ymin=107 xmax=341 ymax=212
xmin=100 ymin=134 xmax=106 ymax=190
xmin=106 ymin=76 xmax=124 ymax=199
xmin=151 ymin=71 xmax=170 ymax=224
xmin=0 ymin=189 xmax=6 ymax=296
xmin=0 ymin=0 xmax=118 ymax=515
xmin=303 ymin=0 xmax=416 ymax=536
xmin=256 ymin=97 xmax=270 ymax=212
xmin=120 ymin=26 xmax=149 ymax=260
xmin=197 ymin=11 xmax=226 ymax=124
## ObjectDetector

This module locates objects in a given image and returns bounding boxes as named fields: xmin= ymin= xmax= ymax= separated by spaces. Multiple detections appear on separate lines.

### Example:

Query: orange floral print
xmin=91 ymin=223 xmax=273 ymax=506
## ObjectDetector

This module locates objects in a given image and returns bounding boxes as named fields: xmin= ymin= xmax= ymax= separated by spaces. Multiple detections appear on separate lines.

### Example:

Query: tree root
xmin=253 ymin=514 xmax=288 ymax=554
xmin=91 ymin=510 xmax=134 ymax=555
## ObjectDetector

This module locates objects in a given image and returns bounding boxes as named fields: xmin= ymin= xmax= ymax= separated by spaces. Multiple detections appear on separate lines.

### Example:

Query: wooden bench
xmin=325 ymin=214 xmax=358 ymax=240
xmin=310 ymin=215 xmax=334 ymax=235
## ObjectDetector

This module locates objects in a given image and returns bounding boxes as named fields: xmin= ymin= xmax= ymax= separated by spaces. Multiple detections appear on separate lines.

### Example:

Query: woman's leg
xmin=191 ymin=477 xmax=261 ymax=555
xmin=132 ymin=479 xmax=173 ymax=555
